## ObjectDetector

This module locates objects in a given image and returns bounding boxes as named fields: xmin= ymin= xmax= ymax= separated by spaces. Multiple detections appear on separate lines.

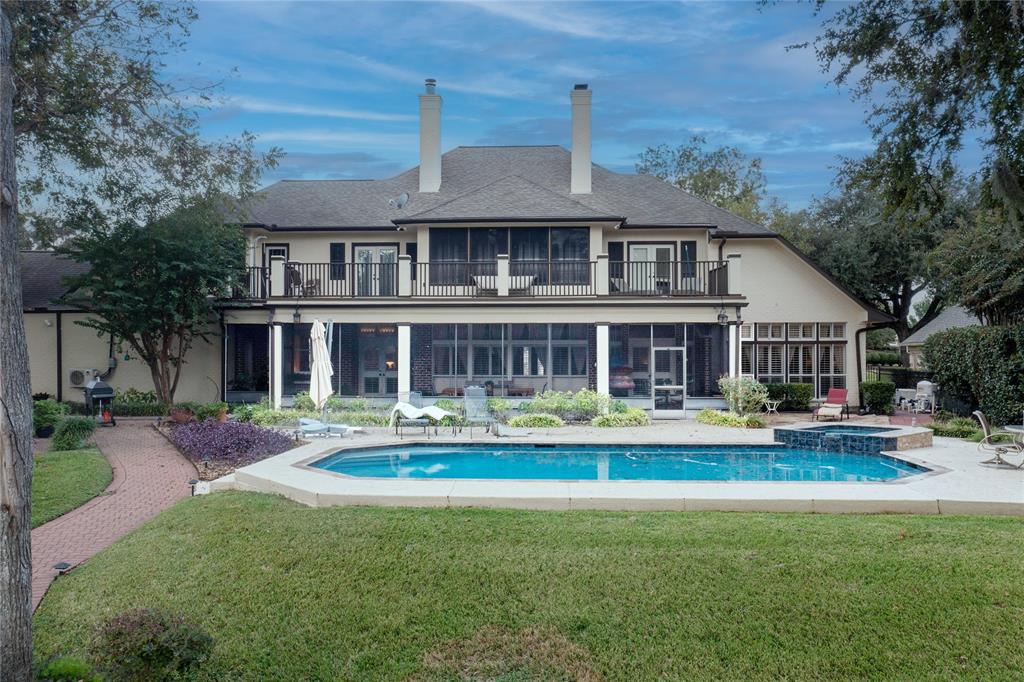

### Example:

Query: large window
xmin=428 ymin=227 xmax=591 ymax=285
xmin=744 ymin=322 xmax=850 ymax=397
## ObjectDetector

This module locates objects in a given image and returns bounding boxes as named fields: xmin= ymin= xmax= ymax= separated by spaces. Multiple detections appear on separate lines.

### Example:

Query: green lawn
xmin=32 ymin=448 xmax=112 ymax=528
xmin=33 ymin=492 xmax=1024 ymax=681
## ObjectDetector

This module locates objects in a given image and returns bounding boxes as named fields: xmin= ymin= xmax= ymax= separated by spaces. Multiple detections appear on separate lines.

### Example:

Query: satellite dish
xmin=388 ymin=192 xmax=410 ymax=209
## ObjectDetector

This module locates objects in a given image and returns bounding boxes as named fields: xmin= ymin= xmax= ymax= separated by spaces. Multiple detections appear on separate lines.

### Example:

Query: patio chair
xmin=463 ymin=386 xmax=496 ymax=436
xmin=812 ymin=388 xmax=849 ymax=421
xmin=394 ymin=391 xmax=431 ymax=438
xmin=298 ymin=417 xmax=364 ymax=438
xmin=389 ymin=402 xmax=457 ymax=438
xmin=972 ymin=411 xmax=1023 ymax=468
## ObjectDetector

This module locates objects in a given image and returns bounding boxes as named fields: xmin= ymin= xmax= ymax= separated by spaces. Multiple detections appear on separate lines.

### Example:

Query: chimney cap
xmin=574 ymin=83 xmax=589 ymax=90
xmin=425 ymin=78 xmax=437 ymax=94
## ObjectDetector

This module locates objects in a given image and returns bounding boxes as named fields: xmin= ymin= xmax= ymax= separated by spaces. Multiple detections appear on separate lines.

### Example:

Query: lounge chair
xmin=812 ymin=388 xmax=850 ymax=421
xmin=298 ymin=417 xmax=364 ymax=438
xmin=389 ymin=401 xmax=457 ymax=438
xmin=464 ymin=386 xmax=496 ymax=436
xmin=394 ymin=391 xmax=431 ymax=438
xmin=972 ymin=411 xmax=1023 ymax=468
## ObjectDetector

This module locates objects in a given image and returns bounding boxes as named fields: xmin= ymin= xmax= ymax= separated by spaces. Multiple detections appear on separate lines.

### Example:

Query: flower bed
xmin=167 ymin=421 xmax=295 ymax=480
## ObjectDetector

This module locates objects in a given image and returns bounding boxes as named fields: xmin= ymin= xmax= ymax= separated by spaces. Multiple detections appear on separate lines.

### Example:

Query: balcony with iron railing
xmin=236 ymin=255 xmax=737 ymax=301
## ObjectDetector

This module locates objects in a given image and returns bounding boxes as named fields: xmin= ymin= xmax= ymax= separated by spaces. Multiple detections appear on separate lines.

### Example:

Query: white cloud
xmin=257 ymin=129 xmax=419 ymax=149
xmin=225 ymin=95 xmax=415 ymax=122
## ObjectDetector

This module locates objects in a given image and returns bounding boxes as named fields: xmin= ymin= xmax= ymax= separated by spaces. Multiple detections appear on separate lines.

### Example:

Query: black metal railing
xmin=231 ymin=266 xmax=267 ymax=300
xmin=282 ymin=262 xmax=398 ymax=298
xmin=251 ymin=259 xmax=729 ymax=299
xmin=608 ymin=260 xmax=727 ymax=296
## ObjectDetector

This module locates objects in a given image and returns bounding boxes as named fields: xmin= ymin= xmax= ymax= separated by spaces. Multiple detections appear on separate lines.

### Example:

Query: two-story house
xmin=23 ymin=81 xmax=887 ymax=416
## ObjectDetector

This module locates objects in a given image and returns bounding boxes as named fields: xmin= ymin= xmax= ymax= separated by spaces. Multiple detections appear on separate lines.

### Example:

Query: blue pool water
xmin=311 ymin=444 xmax=927 ymax=482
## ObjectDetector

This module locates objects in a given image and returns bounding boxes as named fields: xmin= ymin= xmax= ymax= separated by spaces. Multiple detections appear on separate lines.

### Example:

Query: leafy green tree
xmin=777 ymin=173 xmax=971 ymax=341
xmin=800 ymin=0 xmax=1024 ymax=225
xmin=637 ymin=136 xmax=771 ymax=223
xmin=930 ymin=209 xmax=1024 ymax=325
xmin=59 ymin=203 xmax=246 ymax=406
xmin=8 ymin=0 xmax=278 ymax=246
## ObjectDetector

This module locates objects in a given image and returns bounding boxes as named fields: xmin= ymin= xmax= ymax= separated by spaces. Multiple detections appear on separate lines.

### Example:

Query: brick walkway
xmin=31 ymin=419 xmax=197 ymax=610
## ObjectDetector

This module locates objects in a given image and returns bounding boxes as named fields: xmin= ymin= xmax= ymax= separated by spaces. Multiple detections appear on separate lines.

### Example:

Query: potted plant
xmin=33 ymin=399 xmax=68 ymax=438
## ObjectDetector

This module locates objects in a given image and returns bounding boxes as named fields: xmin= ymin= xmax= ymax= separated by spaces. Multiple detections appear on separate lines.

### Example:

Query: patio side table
xmin=764 ymin=399 xmax=782 ymax=416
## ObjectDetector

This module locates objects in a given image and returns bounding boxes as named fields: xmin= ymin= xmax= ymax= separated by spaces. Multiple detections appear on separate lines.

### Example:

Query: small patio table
xmin=763 ymin=399 xmax=782 ymax=416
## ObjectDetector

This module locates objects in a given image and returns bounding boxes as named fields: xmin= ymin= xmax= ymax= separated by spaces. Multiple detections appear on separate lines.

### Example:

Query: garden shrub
xmin=486 ymin=397 xmax=512 ymax=423
xmin=36 ymin=656 xmax=102 ymax=682
xmin=169 ymin=420 xmax=294 ymax=468
xmin=523 ymin=391 xmax=574 ymax=419
xmin=194 ymin=401 xmax=228 ymax=422
xmin=231 ymin=403 xmax=257 ymax=423
xmin=92 ymin=608 xmax=213 ymax=682
xmin=591 ymin=407 xmax=650 ymax=427
xmin=866 ymin=350 xmax=902 ymax=366
xmin=340 ymin=397 xmax=372 ymax=411
xmin=33 ymin=398 xmax=69 ymax=434
xmin=115 ymin=388 xmax=159 ymax=406
xmin=508 ymin=413 xmax=565 ymax=428
xmin=923 ymin=325 xmax=1024 ymax=425
xmin=609 ymin=400 xmax=628 ymax=414
xmin=569 ymin=389 xmax=612 ymax=420
xmin=764 ymin=383 xmax=814 ymax=411
xmin=859 ymin=381 xmax=896 ymax=415
xmin=324 ymin=394 xmax=347 ymax=411
xmin=291 ymin=391 xmax=315 ymax=411
xmin=927 ymin=416 xmax=982 ymax=439
xmin=718 ymin=376 xmax=769 ymax=416
xmin=331 ymin=411 xmax=389 ymax=427
xmin=695 ymin=408 xmax=765 ymax=429
xmin=50 ymin=417 xmax=97 ymax=451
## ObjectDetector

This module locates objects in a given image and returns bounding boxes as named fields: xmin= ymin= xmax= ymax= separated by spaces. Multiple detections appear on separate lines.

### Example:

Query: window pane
xmin=429 ymin=227 xmax=467 ymax=261
xmin=470 ymin=228 xmax=508 ymax=261
xmin=571 ymin=347 xmax=587 ymax=375
xmin=510 ymin=227 xmax=548 ymax=261
xmin=433 ymin=346 xmax=451 ymax=375
xmin=511 ymin=324 xmax=547 ymax=340
xmin=473 ymin=346 xmax=490 ymax=375
xmin=550 ymin=227 xmax=589 ymax=261
xmin=552 ymin=347 xmax=568 ymax=375
xmin=551 ymin=323 xmax=587 ymax=340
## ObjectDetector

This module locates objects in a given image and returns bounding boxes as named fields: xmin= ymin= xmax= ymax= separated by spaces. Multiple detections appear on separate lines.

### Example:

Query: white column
xmin=269 ymin=256 xmax=286 ymax=298
xmin=726 ymin=252 xmax=742 ymax=296
xmin=397 ymin=323 xmax=411 ymax=402
xmin=728 ymin=324 xmax=738 ymax=377
xmin=595 ymin=254 xmax=609 ymax=296
xmin=398 ymin=255 xmax=412 ymax=297
xmin=496 ymin=254 xmax=510 ymax=297
xmin=271 ymin=324 xmax=283 ymax=410
xmin=596 ymin=323 xmax=610 ymax=400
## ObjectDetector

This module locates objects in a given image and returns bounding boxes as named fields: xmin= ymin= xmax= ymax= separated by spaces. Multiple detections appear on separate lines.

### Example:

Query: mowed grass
xmin=32 ymin=448 xmax=112 ymax=528
xmin=33 ymin=492 xmax=1024 ymax=681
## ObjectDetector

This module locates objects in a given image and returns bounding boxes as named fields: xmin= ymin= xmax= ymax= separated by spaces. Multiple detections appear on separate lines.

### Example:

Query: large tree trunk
xmin=0 ymin=7 xmax=35 ymax=681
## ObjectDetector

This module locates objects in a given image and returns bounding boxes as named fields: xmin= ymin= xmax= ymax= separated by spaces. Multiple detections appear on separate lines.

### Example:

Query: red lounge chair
xmin=813 ymin=388 xmax=849 ymax=421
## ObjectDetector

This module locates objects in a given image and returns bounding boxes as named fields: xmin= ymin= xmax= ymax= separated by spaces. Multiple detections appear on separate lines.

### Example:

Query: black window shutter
xmin=406 ymin=243 xmax=418 ymax=280
xmin=330 ymin=243 xmax=346 ymax=280
xmin=608 ymin=241 xmax=624 ymax=279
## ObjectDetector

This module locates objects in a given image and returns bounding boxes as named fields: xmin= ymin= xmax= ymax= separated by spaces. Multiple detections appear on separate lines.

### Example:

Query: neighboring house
xmin=21 ymin=251 xmax=222 ymax=405
xmin=22 ymin=82 xmax=888 ymax=415
xmin=900 ymin=306 xmax=981 ymax=370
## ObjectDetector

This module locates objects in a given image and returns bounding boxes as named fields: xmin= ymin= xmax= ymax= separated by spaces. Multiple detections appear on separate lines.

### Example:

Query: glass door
xmin=651 ymin=346 xmax=686 ymax=419
xmin=628 ymin=244 xmax=673 ymax=294
xmin=354 ymin=245 xmax=398 ymax=296
xmin=359 ymin=333 xmax=398 ymax=396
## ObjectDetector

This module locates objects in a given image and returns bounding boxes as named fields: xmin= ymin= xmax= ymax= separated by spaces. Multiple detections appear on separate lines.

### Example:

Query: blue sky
xmin=174 ymin=1 xmax=909 ymax=209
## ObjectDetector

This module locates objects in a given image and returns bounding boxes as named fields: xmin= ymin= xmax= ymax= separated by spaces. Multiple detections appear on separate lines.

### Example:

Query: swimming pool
xmin=310 ymin=443 xmax=927 ymax=482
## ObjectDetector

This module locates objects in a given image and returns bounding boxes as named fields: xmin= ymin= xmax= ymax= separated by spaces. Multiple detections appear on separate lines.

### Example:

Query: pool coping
xmin=293 ymin=440 xmax=949 ymax=486
xmin=209 ymin=430 xmax=1024 ymax=515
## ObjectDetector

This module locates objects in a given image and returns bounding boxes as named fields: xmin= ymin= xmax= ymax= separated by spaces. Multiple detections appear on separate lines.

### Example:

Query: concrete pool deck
xmin=209 ymin=421 xmax=1024 ymax=515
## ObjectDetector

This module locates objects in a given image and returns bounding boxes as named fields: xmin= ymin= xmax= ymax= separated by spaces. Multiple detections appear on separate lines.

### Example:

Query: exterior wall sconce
xmin=718 ymin=310 xmax=729 ymax=326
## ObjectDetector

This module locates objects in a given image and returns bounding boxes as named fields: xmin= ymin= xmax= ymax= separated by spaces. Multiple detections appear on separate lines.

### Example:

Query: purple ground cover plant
xmin=169 ymin=420 xmax=294 ymax=473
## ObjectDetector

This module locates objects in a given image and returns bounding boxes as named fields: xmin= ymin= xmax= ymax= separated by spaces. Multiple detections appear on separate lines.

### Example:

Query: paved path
xmin=31 ymin=419 xmax=196 ymax=610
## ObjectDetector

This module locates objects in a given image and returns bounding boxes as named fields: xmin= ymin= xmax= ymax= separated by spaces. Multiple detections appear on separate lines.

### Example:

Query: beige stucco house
xmin=22 ymin=81 xmax=887 ymax=416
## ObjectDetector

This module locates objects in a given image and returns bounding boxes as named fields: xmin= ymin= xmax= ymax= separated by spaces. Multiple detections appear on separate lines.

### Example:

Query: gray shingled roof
xmin=20 ymin=251 xmax=90 ymax=311
xmin=901 ymin=305 xmax=981 ymax=346
xmin=245 ymin=146 xmax=773 ymax=233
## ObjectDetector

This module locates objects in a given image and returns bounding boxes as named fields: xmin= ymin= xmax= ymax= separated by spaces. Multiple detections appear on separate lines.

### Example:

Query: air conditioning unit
xmin=68 ymin=368 xmax=98 ymax=387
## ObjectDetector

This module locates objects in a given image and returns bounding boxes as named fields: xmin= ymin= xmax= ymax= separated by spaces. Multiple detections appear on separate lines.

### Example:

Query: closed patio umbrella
xmin=308 ymin=319 xmax=334 ymax=413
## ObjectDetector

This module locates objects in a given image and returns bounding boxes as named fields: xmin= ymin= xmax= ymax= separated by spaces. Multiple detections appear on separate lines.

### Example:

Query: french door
xmin=354 ymin=245 xmax=398 ymax=296
xmin=628 ymin=244 xmax=673 ymax=294
xmin=652 ymin=346 xmax=687 ymax=418
xmin=360 ymin=340 xmax=398 ymax=396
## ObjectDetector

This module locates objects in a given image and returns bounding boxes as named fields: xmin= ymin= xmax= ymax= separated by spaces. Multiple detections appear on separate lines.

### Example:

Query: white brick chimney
xmin=570 ymin=83 xmax=592 ymax=194
xmin=419 ymin=78 xmax=442 ymax=193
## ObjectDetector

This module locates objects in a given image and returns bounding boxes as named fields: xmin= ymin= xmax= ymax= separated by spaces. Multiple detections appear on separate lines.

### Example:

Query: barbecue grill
xmin=84 ymin=377 xmax=117 ymax=426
